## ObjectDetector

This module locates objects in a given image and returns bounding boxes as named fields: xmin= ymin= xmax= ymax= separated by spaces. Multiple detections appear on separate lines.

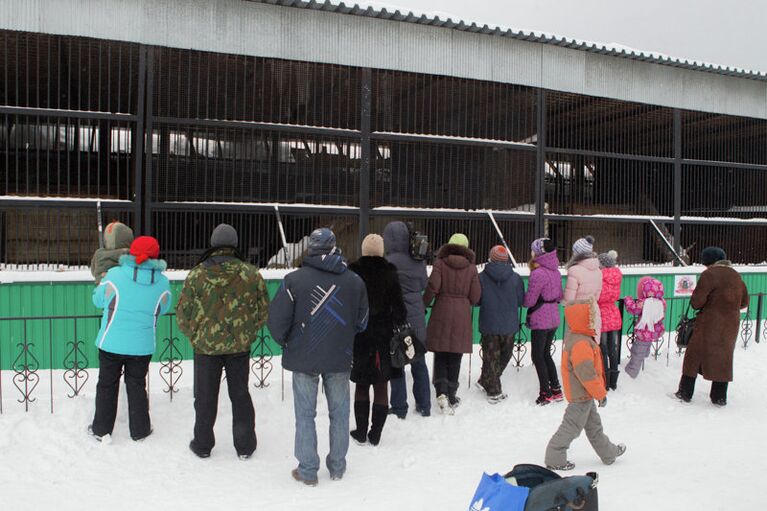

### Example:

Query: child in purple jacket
xmin=523 ymin=238 xmax=565 ymax=405
xmin=623 ymin=277 xmax=667 ymax=378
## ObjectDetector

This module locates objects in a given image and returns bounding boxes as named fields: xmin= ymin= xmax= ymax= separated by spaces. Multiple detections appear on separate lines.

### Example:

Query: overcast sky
xmin=377 ymin=0 xmax=767 ymax=73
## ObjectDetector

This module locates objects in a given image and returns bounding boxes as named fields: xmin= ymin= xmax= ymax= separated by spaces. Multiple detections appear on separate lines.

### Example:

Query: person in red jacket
xmin=597 ymin=251 xmax=622 ymax=390
xmin=545 ymin=298 xmax=626 ymax=471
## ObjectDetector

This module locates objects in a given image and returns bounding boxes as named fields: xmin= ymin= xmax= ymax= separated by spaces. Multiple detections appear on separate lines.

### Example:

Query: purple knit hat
xmin=531 ymin=238 xmax=553 ymax=257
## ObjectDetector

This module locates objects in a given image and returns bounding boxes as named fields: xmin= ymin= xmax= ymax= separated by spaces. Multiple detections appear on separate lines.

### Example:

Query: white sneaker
xmin=437 ymin=394 xmax=454 ymax=415
xmin=487 ymin=393 xmax=508 ymax=404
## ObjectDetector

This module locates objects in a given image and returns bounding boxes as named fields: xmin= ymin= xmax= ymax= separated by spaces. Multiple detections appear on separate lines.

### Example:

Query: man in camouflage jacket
xmin=176 ymin=224 xmax=269 ymax=460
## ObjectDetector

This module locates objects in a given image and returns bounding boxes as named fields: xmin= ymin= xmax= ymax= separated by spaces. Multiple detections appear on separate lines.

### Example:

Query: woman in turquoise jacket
xmin=89 ymin=236 xmax=171 ymax=441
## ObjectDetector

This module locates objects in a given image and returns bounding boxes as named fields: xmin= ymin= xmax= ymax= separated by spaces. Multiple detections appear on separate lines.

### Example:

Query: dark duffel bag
xmin=504 ymin=464 xmax=598 ymax=511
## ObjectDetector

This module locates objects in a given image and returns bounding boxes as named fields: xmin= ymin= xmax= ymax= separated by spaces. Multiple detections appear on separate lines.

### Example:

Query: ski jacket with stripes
xmin=93 ymin=255 xmax=172 ymax=356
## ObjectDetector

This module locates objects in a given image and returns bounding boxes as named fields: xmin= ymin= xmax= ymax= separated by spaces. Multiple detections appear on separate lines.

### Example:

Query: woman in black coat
xmin=349 ymin=234 xmax=408 ymax=446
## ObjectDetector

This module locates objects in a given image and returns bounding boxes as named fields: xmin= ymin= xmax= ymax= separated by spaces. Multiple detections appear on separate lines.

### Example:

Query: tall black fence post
xmin=756 ymin=294 xmax=763 ymax=344
xmin=143 ymin=48 xmax=155 ymax=236
xmin=535 ymin=89 xmax=547 ymax=238
xmin=673 ymin=109 xmax=682 ymax=264
xmin=133 ymin=46 xmax=147 ymax=235
xmin=359 ymin=68 xmax=372 ymax=242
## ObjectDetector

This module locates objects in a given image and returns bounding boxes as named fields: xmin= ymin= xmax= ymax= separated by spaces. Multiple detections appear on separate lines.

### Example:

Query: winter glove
xmin=598 ymin=397 xmax=607 ymax=408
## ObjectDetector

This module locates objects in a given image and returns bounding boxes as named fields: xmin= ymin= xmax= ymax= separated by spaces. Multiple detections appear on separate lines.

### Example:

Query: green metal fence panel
xmin=1 ymin=271 xmax=765 ymax=370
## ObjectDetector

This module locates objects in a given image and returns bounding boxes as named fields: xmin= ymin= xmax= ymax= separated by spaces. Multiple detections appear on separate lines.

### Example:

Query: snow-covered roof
xmin=253 ymin=0 xmax=767 ymax=81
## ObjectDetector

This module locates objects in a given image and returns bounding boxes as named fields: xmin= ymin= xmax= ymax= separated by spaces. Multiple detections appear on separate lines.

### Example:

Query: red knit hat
xmin=489 ymin=245 xmax=509 ymax=263
xmin=130 ymin=236 xmax=160 ymax=265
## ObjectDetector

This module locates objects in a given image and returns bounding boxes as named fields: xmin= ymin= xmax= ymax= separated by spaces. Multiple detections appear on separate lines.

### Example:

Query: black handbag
xmin=676 ymin=301 xmax=696 ymax=348
xmin=389 ymin=324 xmax=425 ymax=369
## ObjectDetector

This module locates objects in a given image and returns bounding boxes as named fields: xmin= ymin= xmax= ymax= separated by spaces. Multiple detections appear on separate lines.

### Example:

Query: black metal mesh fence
xmin=682 ymin=111 xmax=767 ymax=165
xmin=546 ymin=91 xmax=674 ymax=158
xmin=372 ymin=70 xmax=537 ymax=142
xmin=0 ymin=206 xmax=133 ymax=267
xmin=0 ymin=32 xmax=140 ymax=114
xmin=151 ymin=208 xmax=360 ymax=269
xmin=545 ymin=152 xmax=674 ymax=216
xmin=151 ymin=124 xmax=360 ymax=205
xmin=1 ymin=31 xmax=766 ymax=269
xmin=682 ymin=163 xmax=767 ymax=218
xmin=369 ymin=215 xmax=535 ymax=265
xmin=0 ymin=114 xmax=135 ymax=199
xmin=372 ymin=141 xmax=536 ymax=210
xmin=152 ymin=48 xmax=362 ymax=128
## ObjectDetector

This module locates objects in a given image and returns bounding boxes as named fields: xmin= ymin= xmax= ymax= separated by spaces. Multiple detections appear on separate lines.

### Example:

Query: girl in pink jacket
xmin=623 ymin=277 xmax=666 ymax=378
xmin=564 ymin=236 xmax=603 ymax=340
xmin=598 ymin=251 xmax=623 ymax=390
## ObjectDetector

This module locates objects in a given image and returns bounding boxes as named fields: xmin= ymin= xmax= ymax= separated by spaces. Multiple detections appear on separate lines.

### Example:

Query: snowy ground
xmin=0 ymin=342 xmax=763 ymax=511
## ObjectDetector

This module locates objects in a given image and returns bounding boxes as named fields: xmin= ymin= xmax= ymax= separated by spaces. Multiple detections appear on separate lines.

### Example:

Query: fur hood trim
xmin=437 ymin=243 xmax=476 ymax=264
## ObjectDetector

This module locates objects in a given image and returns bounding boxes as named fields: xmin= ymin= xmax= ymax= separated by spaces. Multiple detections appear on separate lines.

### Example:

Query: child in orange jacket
xmin=544 ymin=298 xmax=626 ymax=471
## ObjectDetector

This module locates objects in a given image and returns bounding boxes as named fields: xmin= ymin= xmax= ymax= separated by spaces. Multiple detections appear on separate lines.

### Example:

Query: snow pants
xmin=479 ymin=334 xmax=514 ymax=396
xmin=92 ymin=349 xmax=152 ymax=439
xmin=545 ymin=400 xmax=621 ymax=467
xmin=191 ymin=352 xmax=256 ymax=457
xmin=432 ymin=352 xmax=462 ymax=401
xmin=625 ymin=340 xmax=653 ymax=379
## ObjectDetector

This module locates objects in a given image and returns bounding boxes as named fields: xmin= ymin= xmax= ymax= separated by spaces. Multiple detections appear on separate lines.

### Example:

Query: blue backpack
xmin=504 ymin=464 xmax=598 ymax=511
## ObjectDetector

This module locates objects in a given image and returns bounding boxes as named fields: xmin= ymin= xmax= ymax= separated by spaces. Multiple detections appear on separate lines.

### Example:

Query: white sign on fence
xmin=674 ymin=275 xmax=697 ymax=297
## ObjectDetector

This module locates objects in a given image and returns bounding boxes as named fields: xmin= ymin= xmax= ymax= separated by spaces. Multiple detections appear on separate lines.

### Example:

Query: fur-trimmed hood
xmin=564 ymin=297 xmax=598 ymax=338
xmin=437 ymin=243 xmax=476 ymax=269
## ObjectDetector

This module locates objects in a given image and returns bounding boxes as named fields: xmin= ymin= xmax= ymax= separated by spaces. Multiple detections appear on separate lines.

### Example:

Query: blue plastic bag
xmin=468 ymin=473 xmax=529 ymax=511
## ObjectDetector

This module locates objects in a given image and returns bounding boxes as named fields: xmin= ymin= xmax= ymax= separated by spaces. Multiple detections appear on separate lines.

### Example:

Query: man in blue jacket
xmin=267 ymin=228 xmax=368 ymax=486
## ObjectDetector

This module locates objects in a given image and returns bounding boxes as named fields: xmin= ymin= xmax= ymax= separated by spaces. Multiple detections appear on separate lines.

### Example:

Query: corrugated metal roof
xmin=253 ymin=0 xmax=767 ymax=81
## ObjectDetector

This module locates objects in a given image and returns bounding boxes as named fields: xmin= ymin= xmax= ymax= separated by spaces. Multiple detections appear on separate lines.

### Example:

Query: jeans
xmin=91 ymin=349 xmax=152 ymax=439
xmin=292 ymin=371 xmax=350 ymax=481
xmin=530 ymin=329 xmax=560 ymax=395
xmin=191 ymin=352 xmax=256 ymax=457
xmin=389 ymin=357 xmax=431 ymax=416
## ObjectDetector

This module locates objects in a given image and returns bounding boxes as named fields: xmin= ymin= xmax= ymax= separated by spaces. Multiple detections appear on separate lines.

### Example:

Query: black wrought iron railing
xmin=0 ymin=313 xmax=277 ymax=414
xmin=0 ymin=296 xmax=764 ymax=414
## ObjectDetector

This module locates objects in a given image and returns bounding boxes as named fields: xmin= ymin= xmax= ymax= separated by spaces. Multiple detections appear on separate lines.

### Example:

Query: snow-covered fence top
xmin=2 ymin=265 xmax=767 ymax=284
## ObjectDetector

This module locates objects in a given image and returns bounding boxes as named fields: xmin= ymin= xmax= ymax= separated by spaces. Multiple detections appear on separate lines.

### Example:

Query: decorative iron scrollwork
xmin=651 ymin=335 xmax=665 ymax=361
xmin=251 ymin=331 xmax=274 ymax=388
xmin=159 ymin=336 xmax=184 ymax=400
xmin=512 ymin=329 xmax=529 ymax=369
xmin=13 ymin=340 xmax=40 ymax=412
xmin=63 ymin=340 xmax=90 ymax=398
xmin=625 ymin=316 xmax=636 ymax=353
xmin=741 ymin=308 xmax=753 ymax=349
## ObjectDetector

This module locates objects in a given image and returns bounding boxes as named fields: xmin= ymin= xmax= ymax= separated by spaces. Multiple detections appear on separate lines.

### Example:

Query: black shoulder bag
xmin=675 ymin=301 xmax=696 ymax=348
xmin=390 ymin=324 xmax=426 ymax=369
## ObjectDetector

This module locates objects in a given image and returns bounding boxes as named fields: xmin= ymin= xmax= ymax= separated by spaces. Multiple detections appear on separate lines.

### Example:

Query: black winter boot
xmin=609 ymin=370 xmax=620 ymax=391
xmin=367 ymin=404 xmax=388 ymax=446
xmin=447 ymin=382 xmax=461 ymax=408
xmin=350 ymin=400 xmax=370 ymax=445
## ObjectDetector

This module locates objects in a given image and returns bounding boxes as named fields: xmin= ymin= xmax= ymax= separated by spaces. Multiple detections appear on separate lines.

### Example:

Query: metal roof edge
xmin=249 ymin=0 xmax=767 ymax=82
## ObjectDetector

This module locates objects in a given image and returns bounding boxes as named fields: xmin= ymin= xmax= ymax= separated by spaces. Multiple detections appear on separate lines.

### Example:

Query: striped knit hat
xmin=489 ymin=245 xmax=509 ymax=263
xmin=572 ymin=235 xmax=595 ymax=257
